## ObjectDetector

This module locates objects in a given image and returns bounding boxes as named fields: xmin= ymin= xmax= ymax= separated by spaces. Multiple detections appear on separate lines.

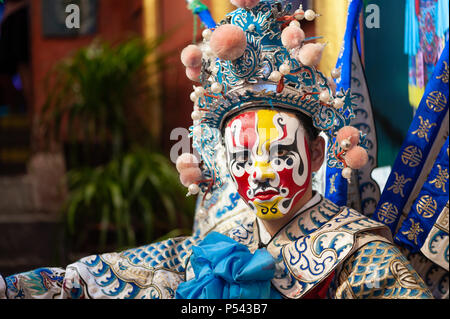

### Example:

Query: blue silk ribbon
xmin=175 ymin=232 xmax=281 ymax=299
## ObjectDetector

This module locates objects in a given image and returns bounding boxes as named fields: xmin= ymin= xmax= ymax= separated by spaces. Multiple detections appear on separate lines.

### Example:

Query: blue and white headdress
xmin=179 ymin=0 xmax=369 ymax=199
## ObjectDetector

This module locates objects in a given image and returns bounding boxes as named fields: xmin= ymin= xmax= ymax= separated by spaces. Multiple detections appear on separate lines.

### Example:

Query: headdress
xmin=177 ymin=0 xmax=370 ymax=198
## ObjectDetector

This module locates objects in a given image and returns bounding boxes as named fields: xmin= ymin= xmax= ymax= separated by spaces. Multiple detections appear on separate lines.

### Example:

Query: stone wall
xmin=0 ymin=152 xmax=67 ymax=276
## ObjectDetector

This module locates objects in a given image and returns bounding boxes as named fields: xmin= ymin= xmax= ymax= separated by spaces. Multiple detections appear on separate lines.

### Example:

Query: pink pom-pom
xmin=345 ymin=146 xmax=369 ymax=169
xmin=181 ymin=45 xmax=203 ymax=68
xmin=296 ymin=43 xmax=326 ymax=67
xmin=179 ymin=167 xmax=202 ymax=187
xmin=210 ymin=24 xmax=247 ymax=61
xmin=281 ymin=25 xmax=305 ymax=50
xmin=336 ymin=126 xmax=360 ymax=146
xmin=176 ymin=153 xmax=200 ymax=172
xmin=186 ymin=66 xmax=202 ymax=82
xmin=230 ymin=0 xmax=260 ymax=9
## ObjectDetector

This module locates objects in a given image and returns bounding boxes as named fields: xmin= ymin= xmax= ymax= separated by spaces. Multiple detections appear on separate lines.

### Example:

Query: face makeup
xmin=224 ymin=109 xmax=311 ymax=220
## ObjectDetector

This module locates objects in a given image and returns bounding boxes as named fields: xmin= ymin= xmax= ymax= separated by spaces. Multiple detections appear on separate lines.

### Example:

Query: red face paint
xmin=224 ymin=109 xmax=311 ymax=220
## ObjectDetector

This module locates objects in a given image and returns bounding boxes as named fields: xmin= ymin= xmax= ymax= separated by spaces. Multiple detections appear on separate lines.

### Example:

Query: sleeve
xmin=1 ymin=268 xmax=66 ymax=299
xmin=0 ymin=236 xmax=198 ymax=299
xmin=334 ymin=241 xmax=434 ymax=299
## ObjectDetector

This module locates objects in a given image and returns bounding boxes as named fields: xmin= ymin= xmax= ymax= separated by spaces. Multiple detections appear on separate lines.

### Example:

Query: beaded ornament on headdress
xmin=176 ymin=0 xmax=369 ymax=198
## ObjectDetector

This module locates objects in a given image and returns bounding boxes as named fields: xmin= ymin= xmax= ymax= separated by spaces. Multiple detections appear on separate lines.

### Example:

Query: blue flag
xmin=325 ymin=0 xmax=380 ymax=216
xmin=373 ymin=41 xmax=449 ymax=235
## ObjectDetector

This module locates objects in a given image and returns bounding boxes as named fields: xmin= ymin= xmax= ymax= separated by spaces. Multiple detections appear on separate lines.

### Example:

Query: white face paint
xmin=224 ymin=109 xmax=311 ymax=220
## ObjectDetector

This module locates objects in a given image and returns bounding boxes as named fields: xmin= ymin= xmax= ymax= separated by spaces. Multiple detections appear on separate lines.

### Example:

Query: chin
xmin=247 ymin=196 xmax=292 ymax=221
xmin=255 ymin=212 xmax=286 ymax=221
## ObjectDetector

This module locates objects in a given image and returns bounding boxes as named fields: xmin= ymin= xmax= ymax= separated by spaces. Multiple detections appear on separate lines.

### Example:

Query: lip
xmin=254 ymin=190 xmax=280 ymax=201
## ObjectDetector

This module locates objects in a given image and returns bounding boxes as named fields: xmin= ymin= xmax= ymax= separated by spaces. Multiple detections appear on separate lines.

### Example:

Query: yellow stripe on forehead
xmin=256 ymin=109 xmax=280 ymax=156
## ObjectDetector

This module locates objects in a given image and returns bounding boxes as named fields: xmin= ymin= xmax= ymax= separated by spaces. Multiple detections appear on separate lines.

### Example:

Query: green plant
xmin=40 ymin=37 xmax=196 ymax=254
xmin=65 ymin=147 xmax=195 ymax=251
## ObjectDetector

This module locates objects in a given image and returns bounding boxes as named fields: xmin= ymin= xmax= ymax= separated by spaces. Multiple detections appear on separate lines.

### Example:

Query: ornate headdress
xmin=177 ymin=0 xmax=370 ymax=199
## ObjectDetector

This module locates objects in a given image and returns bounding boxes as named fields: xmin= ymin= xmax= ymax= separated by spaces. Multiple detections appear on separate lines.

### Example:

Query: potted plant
xmin=40 ymin=37 xmax=195 ymax=258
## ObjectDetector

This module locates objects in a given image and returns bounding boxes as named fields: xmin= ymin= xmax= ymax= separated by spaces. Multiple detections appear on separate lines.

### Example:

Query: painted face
xmin=224 ymin=109 xmax=311 ymax=220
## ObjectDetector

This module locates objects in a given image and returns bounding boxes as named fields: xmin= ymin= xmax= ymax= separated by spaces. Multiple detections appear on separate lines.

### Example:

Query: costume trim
xmin=269 ymin=202 xmax=392 ymax=298
xmin=373 ymin=42 xmax=449 ymax=233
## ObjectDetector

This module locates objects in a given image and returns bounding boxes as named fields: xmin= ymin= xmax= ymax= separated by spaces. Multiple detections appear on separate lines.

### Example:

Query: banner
xmin=373 ymin=41 xmax=449 ymax=234
xmin=395 ymin=137 xmax=449 ymax=268
xmin=325 ymin=0 xmax=380 ymax=216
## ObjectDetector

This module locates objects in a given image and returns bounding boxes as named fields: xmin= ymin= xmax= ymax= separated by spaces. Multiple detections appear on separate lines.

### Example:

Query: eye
xmin=272 ymin=148 xmax=289 ymax=157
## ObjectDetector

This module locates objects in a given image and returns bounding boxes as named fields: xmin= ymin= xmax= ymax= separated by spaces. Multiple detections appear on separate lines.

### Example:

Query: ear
xmin=310 ymin=136 xmax=325 ymax=172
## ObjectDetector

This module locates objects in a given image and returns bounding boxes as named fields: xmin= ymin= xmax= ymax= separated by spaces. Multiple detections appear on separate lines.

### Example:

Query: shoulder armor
xmin=272 ymin=207 xmax=393 ymax=299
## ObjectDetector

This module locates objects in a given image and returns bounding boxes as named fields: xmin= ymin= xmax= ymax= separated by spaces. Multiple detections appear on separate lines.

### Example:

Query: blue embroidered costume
xmin=0 ymin=0 xmax=444 ymax=299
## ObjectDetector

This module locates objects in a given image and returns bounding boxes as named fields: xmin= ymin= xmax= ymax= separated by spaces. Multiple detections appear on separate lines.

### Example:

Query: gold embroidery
xmin=401 ymin=218 xmax=424 ymax=245
xmin=390 ymin=259 xmax=422 ymax=290
xmin=437 ymin=202 xmax=449 ymax=232
xmin=411 ymin=116 xmax=437 ymax=142
xmin=429 ymin=165 xmax=449 ymax=192
xmin=387 ymin=172 xmax=412 ymax=197
xmin=329 ymin=173 xmax=338 ymax=194
xmin=337 ymin=241 xmax=433 ymax=299
xmin=416 ymin=195 xmax=437 ymax=218
xmin=377 ymin=202 xmax=398 ymax=224
xmin=436 ymin=61 xmax=449 ymax=83
xmin=401 ymin=146 xmax=423 ymax=168
xmin=426 ymin=91 xmax=447 ymax=113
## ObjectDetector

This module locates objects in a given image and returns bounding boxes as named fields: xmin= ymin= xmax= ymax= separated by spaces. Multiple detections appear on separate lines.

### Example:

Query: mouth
xmin=253 ymin=189 xmax=280 ymax=201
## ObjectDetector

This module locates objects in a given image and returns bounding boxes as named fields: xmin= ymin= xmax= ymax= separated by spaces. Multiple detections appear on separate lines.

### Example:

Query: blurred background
xmin=0 ymin=0 xmax=443 ymax=276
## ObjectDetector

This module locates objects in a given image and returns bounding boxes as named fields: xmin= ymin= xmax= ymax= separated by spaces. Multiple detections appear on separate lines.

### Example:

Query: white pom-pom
xmin=333 ymin=97 xmax=344 ymax=109
xmin=281 ymin=25 xmax=305 ymax=50
xmin=209 ymin=24 xmax=247 ymax=61
xmin=294 ymin=9 xmax=305 ymax=21
xmin=176 ymin=153 xmax=200 ymax=172
xmin=342 ymin=167 xmax=352 ymax=180
xmin=305 ymin=9 xmax=317 ymax=21
xmin=188 ymin=184 xmax=200 ymax=195
xmin=181 ymin=45 xmax=203 ymax=68
xmin=331 ymin=67 xmax=341 ymax=79
xmin=289 ymin=20 xmax=301 ymax=28
xmin=279 ymin=63 xmax=291 ymax=75
xmin=197 ymin=208 xmax=207 ymax=218
xmin=230 ymin=0 xmax=261 ymax=9
xmin=193 ymin=126 xmax=203 ymax=137
xmin=296 ymin=43 xmax=326 ymax=67
xmin=203 ymin=45 xmax=215 ymax=58
xmin=191 ymin=110 xmax=203 ymax=121
xmin=190 ymin=91 xmax=198 ymax=102
xmin=340 ymin=139 xmax=352 ymax=151
xmin=269 ymin=71 xmax=283 ymax=82
xmin=202 ymin=29 xmax=213 ymax=41
xmin=194 ymin=86 xmax=205 ymax=96
xmin=211 ymin=82 xmax=223 ymax=94
xmin=319 ymin=90 xmax=331 ymax=103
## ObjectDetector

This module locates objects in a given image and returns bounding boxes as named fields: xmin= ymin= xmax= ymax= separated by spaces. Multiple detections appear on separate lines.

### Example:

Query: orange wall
xmin=157 ymin=0 xmax=315 ymax=152
xmin=30 ymin=0 xmax=143 ymax=114
xmin=159 ymin=0 xmax=209 ymax=151
xmin=30 ymin=0 xmax=315 ymax=154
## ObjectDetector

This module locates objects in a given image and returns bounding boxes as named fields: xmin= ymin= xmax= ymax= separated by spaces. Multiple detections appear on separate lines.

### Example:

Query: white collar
xmin=257 ymin=192 xmax=322 ymax=245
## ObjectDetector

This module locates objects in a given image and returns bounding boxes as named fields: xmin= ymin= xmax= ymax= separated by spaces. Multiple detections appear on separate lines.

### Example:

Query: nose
xmin=253 ymin=161 xmax=276 ymax=182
